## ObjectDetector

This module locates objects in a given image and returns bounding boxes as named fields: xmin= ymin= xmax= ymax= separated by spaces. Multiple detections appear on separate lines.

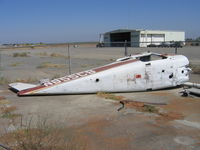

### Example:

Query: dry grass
xmin=142 ymin=105 xmax=159 ymax=113
xmin=50 ymin=52 xmax=67 ymax=58
xmin=189 ymin=64 xmax=200 ymax=74
xmin=156 ymin=112 xmax=184 ymax=122
xmin=81 ymin=64 xmax=90 ymax=68
xmin=0 ymin=96 xmax=6 ymax=100
xmin=0 ymin=76 xmax=37 ymax=85
xmin=14 ymin=77 xmax=37 ymax=83
xmin=10 ymin=62 xmax=21 ymax=67
xmin=37 ymin=62 xmax=66 ymax=69
xmin=52 ymin=74 xmax=61 ymax=79
xmin=118 ymin=99 xmax=159 ymax=113
xmin=13 ymin=52 xmax=29 ymax=57
xmin=97 ymin=92 xmax=125 ymax=101
xmin=1 ymin=106 xmax=17 ymax=114
xmin=0 ymin=96 xmax=21 ymax=119
xmin=0 ymin=99 xmax=9 ymax=105
xmin=0 ymin=96 xmax=9 ymax=105
xmin=0 ymin=117 xmax=87 ymax=150
xmin=0 ymin=105 xmax=21 ymax=119
xmin=97 ymin=92 xmax=158 ymax=113
xmin=0 ymin=77 xmax=9 ymax=85
xmin=97 ymin=93 xmax=159 ymax=114
xmin=36 ymin=52 xmax=48 ymax=56
xmin=36 ymin=52 xmax=67 ymax=58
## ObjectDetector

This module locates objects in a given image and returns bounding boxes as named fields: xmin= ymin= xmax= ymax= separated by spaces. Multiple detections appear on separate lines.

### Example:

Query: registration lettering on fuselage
xmin=43 ymin=70 xmax=96 ymax=87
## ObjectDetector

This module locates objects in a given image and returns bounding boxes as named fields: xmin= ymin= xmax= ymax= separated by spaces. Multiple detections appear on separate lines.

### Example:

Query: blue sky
xmin=0 ymin=0 xmax=199 ymax=43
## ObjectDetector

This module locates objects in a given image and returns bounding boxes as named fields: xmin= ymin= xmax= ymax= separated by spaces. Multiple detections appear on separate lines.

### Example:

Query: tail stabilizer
xmin=9 ymin=82 xmax=37 ymax=92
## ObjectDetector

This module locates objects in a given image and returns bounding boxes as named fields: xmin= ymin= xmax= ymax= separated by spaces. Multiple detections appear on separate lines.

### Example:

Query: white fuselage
xmin=10 ymin=52 xmax=190 ymax=96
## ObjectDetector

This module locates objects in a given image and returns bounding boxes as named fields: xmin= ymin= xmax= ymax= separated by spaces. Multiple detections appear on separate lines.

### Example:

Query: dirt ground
xmin=0 ymin=46 xmax=200 ymax=150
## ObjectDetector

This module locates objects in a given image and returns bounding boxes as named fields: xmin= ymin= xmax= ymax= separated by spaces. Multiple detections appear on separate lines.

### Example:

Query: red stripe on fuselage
xmin=94 ymin=59 xmax=138 ymax=72
xmin=18 ymin=85 xmax=45 ymax=95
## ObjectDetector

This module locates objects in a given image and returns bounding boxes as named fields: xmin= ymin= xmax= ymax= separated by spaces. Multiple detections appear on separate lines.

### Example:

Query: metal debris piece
xmin=181 ymin=82 xmax=200 ymax=97
xmin=117 ymin=100 xmax=166 ymax=111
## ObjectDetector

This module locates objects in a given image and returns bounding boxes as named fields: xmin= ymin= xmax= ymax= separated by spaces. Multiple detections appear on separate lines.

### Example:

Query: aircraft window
xmin=138 ymin=56 xmax=150 ymax=62
xmin=138 ymin=54 xmax=167 ymax=62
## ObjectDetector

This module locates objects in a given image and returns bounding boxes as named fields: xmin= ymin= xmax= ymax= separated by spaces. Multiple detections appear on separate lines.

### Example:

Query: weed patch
xmin=97 ymin=92 xmax=125 ymax=101
xmin=37 ymin=52 xmax=48 ymax=56
xmin=0 ymin=105 xmax=21 ymax=119
xmin=37 ymin=62 xmax=65 ymax=69
xmin=0 ymin=77 xmax=9 ymax=85
xmin=189 ymin=64 xmax=200 ymax=74
xmin=0 ymin=117 xmax=87 ymax=150
xmin=14 ymin=77 xmax=37 ymax=83
xmin=13 ymin=52 xmax=29 ymax=57
xmin=10 ymin=62 xmax=21 ymax=67
xmin=142 ymin=105 xmax=159 ymax=113
xmin=50 ymin=52 xmax=66 ymax=58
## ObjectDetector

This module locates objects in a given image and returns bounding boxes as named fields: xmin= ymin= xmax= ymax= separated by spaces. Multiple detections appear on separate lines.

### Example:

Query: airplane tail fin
xmin=9 ymin=82 xmax=37 ymax=92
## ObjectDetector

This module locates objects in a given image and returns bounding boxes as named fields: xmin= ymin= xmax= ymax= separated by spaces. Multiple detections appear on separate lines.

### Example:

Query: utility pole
xmin=175 ymin=46 xmax=178 ymax=54
xmin=124 ymin=40 xmax=128 ymax=56
xmin=67 ymin=44 xmax=71 ymax=75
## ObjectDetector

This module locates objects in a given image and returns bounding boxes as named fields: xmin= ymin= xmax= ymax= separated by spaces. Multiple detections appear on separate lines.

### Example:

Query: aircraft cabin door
xmin=145 ymin=62 xmax=153 ymax=90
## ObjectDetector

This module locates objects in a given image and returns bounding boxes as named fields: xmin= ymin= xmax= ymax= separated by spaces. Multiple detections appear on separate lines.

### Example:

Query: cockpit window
xmin=137 ymin=54 xmax=167 ymax=62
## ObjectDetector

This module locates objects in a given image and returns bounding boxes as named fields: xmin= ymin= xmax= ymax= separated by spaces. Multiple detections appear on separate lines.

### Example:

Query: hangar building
xmin=103 ymin=29 xmax=185 ymax=47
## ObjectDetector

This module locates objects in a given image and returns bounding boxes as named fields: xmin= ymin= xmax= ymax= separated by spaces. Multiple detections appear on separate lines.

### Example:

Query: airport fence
xmin=96 ymin=41 xmax=186 ymax=56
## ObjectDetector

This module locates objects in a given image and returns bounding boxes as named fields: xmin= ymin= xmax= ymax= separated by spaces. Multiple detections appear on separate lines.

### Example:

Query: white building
xmin=103 ymin=29 xmax=185 ymax=47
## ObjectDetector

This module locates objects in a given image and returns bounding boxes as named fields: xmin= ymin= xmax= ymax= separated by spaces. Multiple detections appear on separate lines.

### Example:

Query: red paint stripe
xmin=135 ymin=74 xmax=142 ymax=78
xmin=94 ymin=59 xmax=138 ymax=72
xmin=18 ymin=85 xmax=46 ymax=95
xmin=19 ymin=58 xmax=138 ymax=95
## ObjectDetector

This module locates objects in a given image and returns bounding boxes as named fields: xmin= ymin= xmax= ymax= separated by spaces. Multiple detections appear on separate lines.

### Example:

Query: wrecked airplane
xmin=9 ymin=52 xmax=191 ymax=96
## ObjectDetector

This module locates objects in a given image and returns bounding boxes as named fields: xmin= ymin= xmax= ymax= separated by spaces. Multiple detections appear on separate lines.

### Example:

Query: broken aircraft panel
xmin=181 ymin=82 xmax=200 ymax=97
xmin=9 ymin=52 xmax=191 ymax=96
